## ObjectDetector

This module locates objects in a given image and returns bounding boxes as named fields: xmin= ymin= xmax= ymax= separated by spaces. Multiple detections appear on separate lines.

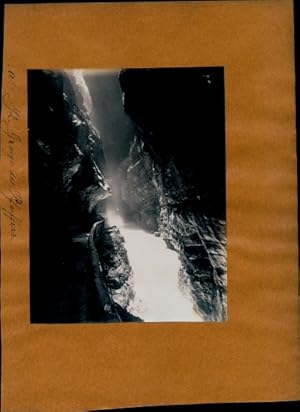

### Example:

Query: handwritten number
xmin=8 ymin=70 xmax=15 ymax=80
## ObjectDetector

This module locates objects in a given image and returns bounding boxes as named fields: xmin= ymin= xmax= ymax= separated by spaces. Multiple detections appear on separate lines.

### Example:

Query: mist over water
xmin=106 ymin=208 xmax=202 ymax=322
xmin=79 ymin=70 xmax=203 ymax=321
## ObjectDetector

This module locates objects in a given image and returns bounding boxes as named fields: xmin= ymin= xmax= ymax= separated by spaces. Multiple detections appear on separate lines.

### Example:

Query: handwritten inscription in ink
xmin=1 ymin=69 xmax=23 ymax=240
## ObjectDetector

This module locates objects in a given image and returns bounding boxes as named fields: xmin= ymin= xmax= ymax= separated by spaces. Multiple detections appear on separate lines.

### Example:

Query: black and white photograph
xmin=28 ymin=68 xmax=227 ymax=323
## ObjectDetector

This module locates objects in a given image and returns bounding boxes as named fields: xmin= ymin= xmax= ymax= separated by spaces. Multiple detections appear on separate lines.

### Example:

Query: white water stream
xmin=106 ymin=209 xmax=201 ymax=322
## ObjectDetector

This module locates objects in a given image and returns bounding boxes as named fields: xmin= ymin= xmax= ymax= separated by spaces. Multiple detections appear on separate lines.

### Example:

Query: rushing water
xmin=106 ymin=209 xmax=201 ymax=322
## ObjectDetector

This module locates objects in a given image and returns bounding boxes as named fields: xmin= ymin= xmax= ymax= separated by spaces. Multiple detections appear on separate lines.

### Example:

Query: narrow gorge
xmin=29 ymin=68 xmax=226 ymax=323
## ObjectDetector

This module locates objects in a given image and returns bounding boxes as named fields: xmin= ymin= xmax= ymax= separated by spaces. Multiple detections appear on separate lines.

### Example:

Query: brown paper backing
xmin=0 ymin=1 xmax=298 ymax=411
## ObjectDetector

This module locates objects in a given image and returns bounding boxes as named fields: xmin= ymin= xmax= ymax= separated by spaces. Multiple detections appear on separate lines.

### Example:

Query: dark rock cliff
xmin=28 ymin=70 xmax=138 ymax=322
xmin=119 ymin=68 xmax=227 ymax=321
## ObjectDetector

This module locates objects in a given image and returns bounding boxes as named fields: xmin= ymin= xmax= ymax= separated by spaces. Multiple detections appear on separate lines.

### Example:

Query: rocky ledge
xmin=29 ymin=70 xmax=139 ymax=322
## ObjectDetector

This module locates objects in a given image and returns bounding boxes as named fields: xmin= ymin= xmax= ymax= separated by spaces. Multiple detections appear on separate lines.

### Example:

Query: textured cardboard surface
xmin=0 ymin=1 xmax=298 ymax=411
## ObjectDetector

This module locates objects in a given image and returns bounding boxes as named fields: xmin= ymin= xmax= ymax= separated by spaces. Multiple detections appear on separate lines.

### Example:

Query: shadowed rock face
xmin=119 ymin=136 xmax=161 ymax=232
xmin=119 ymin=68 xmax=227 ymax=321
xmin=95 ymin=224 xmax=135 ymax=308
xmin=29 ymin=71 xmax=137 ymax=322
xmin=29 ymin=71 xmax=111 ymax=231
xmin=119 ymin=68 xmax=226 ymax=219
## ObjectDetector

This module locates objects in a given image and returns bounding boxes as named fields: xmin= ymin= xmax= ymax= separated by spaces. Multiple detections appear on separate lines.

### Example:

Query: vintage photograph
xmin=28 ymin=68 xmax=227 ymax=323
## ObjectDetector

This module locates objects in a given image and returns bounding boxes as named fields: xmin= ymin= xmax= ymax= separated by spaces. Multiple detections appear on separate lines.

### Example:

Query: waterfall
xmin=106 ymin=208 xmax=202 ymax=322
